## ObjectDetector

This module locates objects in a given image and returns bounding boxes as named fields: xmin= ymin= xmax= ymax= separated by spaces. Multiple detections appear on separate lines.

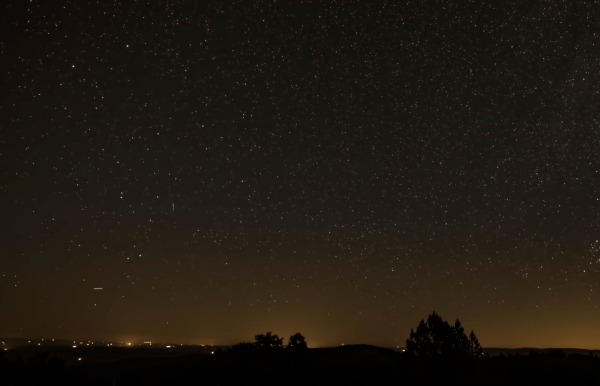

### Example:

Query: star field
xmin=1 ymin=1 xmax=600 ymax=348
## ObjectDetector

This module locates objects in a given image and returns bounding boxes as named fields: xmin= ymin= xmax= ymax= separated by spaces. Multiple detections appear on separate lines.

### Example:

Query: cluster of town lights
xmin=5 ymin=339 xmax=212 ymax=351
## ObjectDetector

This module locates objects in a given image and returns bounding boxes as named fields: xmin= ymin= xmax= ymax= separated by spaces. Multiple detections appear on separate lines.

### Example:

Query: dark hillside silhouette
xmin=0 ymin=350 xmax=66 ymax=386
xmin=3 ymin=326 xmax=600 ymax=385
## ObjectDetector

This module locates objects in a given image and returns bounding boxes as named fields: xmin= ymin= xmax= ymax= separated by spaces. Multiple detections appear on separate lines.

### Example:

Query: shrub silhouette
xmin=287 ymin=332 xmax=307 ymax=349
xmin=406 ymin=311 xmax=482 ymax=359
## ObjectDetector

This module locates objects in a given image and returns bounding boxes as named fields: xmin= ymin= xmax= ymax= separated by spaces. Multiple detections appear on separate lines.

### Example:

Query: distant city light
xmin=73 ymin=346 xmax=77 ymax=348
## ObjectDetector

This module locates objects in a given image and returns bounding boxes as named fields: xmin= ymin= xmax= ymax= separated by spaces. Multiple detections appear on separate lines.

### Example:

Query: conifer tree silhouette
xmin=406 ymin=311 xmax=483 ymax=359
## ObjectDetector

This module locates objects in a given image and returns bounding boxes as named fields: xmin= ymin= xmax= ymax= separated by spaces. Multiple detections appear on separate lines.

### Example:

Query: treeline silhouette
xmin=229 ymin=331 xmax=307 ymax=353
xmin=2 ymin=312 xmax=600 ymax=385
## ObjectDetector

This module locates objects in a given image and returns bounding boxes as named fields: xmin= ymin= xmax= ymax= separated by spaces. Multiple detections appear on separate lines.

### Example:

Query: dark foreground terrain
xmin=2 ymin=344 xmax=600 ymax=385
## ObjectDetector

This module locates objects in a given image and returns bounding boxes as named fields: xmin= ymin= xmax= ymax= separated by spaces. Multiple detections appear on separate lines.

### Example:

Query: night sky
xmin=1 ymin=1 xmax=600 ymax=349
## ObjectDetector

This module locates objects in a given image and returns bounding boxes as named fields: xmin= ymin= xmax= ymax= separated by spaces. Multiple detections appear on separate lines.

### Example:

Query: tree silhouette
xmin=287 ymin=333 xmax=307 ymax=349
xmin=468 ymin=330 xmax=483 ymax=358
xmin=253 ymin=331 xmax=283 ymax=348
xmin=406 ymin=311 xmax=483 ymax=359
